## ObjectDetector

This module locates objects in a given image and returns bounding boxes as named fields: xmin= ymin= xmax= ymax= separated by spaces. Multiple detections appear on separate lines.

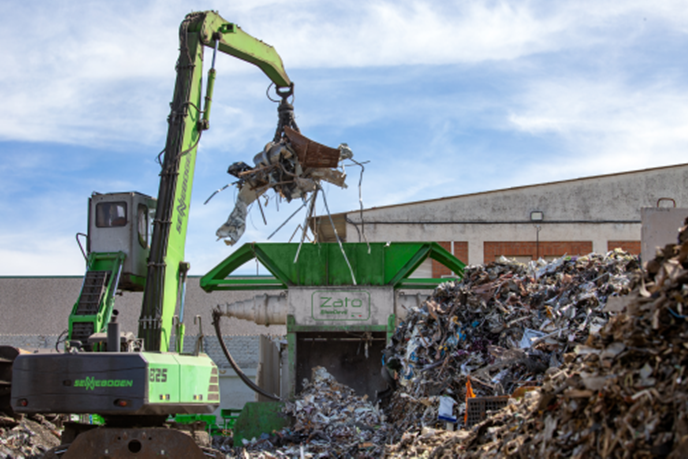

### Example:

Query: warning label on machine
xmin=311 ymin=290 xmax=371 ymax=321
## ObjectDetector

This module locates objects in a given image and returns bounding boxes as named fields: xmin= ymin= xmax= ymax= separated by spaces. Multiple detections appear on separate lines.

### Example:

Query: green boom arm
xmin=138 ymin=11 xmax=291 ymax=352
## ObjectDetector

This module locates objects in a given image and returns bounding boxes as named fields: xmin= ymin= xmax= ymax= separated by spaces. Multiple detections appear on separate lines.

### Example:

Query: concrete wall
xmin=641 ymin=207 xmax=688 ymax=262
xmin=0 ymin=276 xmax=285 ymax=337
xmin=343 ymin=164 xmax=688 ymax=265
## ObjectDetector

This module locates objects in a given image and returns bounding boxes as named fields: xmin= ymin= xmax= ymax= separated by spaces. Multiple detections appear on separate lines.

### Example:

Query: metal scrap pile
xmin=239 ymin=366 xmax=390 ymax=458
xmin=384 ymin=250 xmax=641 ymax=439
xmin=388 ymin=221 xmax=688 ymax=458
xmin=215 ymin=126 xmax=353 ymax=246
xmin=0 ymin=415 xmax=60 ymax=458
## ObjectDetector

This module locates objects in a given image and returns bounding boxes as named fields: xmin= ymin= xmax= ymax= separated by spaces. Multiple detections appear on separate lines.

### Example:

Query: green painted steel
xmin=175 ymin=353 xmax=217 ymax=404
xmin=232 ymin=401 xmax=289 ymax=446
xmin=200 ymin=242 xmax=466 ymax=404
xmin=142 ymin=353 xmax=217 ymax=407
xmin=173 ymin=413 xmax=220 ymax=435
xmin=11 ymin=351 xmax=218 ymax=415
xmin=220 ymin=408 xmax=242 ymax=432
xmin=196 ymin=16 xmax=291 ymax=88
xmin=144 ymin=353 xmax=181 ymax=404
xmin=201 ymin=242 xmax=465 ymax=291
xmin=68 ymin=251 xmax=126 ymax=345
xmin=138 ymin=11 xmax=293 ymax=352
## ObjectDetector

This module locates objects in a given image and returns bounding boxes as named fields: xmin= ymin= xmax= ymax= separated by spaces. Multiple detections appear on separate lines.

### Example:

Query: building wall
xmin=640 ymin=207 xmax=688 ymax=261
xmin=343 ymin=164 xmax=688 ymax=265
xmin=0 ymin=277 xmax=285 ymax=337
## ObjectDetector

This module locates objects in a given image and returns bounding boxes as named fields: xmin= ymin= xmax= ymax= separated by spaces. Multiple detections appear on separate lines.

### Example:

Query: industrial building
xmin=312 ymin=163 xmax=688 ymax=276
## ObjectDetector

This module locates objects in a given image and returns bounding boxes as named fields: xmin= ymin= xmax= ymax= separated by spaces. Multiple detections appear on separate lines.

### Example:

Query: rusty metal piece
xmin=284 ymin=126 xmax=340 ymax=168
xmin=60 ymin=426 xmax=221 ymax=458
xmin=656 ymin=197 xmax=677 ymax=208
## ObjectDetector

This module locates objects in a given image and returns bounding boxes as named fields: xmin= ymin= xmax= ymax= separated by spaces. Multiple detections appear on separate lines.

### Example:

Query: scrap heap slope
xmin=388 ymin=219 xmax=688 ymax=458
xmin=232 ymin=366 xmax=391 ymax=458
xmin=229 ymin=247 xmax=646 ymax=457
xmin=0 ymin=415 xmax=61 ymax=458
xmin=384 ymin=249 xmax=641 ymax=441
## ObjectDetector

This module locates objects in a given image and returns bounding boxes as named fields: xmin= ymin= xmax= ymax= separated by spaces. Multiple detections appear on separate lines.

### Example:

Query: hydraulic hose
xmin=211 ymin=309 xmax=282 ymax=401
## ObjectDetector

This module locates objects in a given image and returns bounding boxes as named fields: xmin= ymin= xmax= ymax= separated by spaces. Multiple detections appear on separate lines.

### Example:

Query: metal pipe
xmin=221 ymin=294 xmax=287 ymax=325
xmin=212 ymin=309 xmax=281 ymax=401
xmin=268 ymin=195 xmax=310 ymax=240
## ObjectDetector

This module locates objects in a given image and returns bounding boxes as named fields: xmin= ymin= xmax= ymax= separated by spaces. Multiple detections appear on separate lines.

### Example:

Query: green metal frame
xmin=68 ymin=251 xmax=126 ymax=345
xmin=13 ymin=12 xmax=297 ymax=435
xmin=137 ymin=11 xmax=292 ymax=352
xmin=201 ymin=241 xmax=465 ymax=401
xmin=200 ymin=242 xmax=465 ymax=292
xmin=142 ymin=353 xmax=219 ymax=410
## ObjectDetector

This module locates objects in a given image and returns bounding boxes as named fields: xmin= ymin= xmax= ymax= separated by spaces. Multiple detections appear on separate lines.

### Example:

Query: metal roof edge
xmin=323 ymin=162 xmax=688 ymax=217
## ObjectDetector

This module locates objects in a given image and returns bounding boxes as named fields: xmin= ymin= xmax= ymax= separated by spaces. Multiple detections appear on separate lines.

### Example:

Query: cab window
xmin=95 ymin=202 xmax=127 ymax=228
xmin=138 ymin=204 xmax=149 ymax=248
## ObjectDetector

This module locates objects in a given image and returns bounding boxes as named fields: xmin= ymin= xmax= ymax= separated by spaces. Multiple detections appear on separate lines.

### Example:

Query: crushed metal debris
xmin=214 ymin=114 xmax=354 ymax=246
xmin=384 ymin=249 xmax=641 ymax=441
xmin=236 ymin=366 xmax=390 ymax=458
xmin=10 ymin=235 xmax=688 ymax=458
xmin=232 ymin=247 xmax=683 ymax=458
xmin=0 ymin=415 xmax=60 ymax=458
xmin=387 ymin=221 xmax=688 ymax=458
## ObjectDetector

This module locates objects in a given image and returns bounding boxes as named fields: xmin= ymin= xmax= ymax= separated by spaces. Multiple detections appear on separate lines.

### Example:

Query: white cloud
xmin=2 ymin=0 xmax=686 ymax=148
xmin=0 ymin=189 xmax=89 ymax=275
xmin=508 ymin=77 xmax=688 ymax=179
xmin=2 ymin=0 xmax=688 ymax=276
xmin=239 ymin=0 xmax=688 ymax=68
xmin=0 ymin=237 xmax=87 ymax=276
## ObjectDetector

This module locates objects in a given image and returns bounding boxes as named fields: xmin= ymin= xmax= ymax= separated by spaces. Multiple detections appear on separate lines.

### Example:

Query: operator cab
xmin=89 ymin=192 xmax=156 ymax=291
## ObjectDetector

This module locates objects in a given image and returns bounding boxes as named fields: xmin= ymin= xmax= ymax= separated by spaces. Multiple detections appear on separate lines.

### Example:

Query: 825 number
xmin=149 ymin=368 xmax=168 ymax=383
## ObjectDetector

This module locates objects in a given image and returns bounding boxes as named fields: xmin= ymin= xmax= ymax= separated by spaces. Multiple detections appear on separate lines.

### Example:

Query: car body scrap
xmin=216 ymin=126 xmax=353 ymax=245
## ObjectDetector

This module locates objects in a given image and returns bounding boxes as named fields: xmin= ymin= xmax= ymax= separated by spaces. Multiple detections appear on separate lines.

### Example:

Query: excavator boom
xmin=197 ymin=13 xmax=290 ymax=87
xmin=9 ymin=11 xmax=292 ymax=443
xmin=138 ymin=11 xmax=292 ymax=352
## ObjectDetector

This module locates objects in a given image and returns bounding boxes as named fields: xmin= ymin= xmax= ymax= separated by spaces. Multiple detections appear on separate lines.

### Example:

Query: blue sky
xmin=1 ymin=0 xmax=687 ymax=275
